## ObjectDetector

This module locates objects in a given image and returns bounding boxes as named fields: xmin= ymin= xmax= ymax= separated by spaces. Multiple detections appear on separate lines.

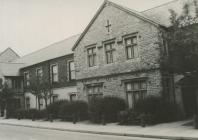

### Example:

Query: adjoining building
xmin=14 ymin=34 xmax=80 ymax=110
xmin=72 ymin=0 xmax=198 ymax=117
xmin=0 ymin=48 xmax=24 ymax=116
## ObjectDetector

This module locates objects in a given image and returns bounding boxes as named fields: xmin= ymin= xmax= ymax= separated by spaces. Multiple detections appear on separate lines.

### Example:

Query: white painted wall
xmin=53 ymin=86 xmax=77 ymax=100
xmin=25 ymin=86 xmax=77 ymax=110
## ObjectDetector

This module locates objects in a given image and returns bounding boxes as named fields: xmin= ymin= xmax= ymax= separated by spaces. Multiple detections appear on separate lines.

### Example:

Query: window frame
xmin=52 ymin=95 xmax=58 ymax=103
xmin=124 ymin=35 xmax=138 ymax=59
xmin=86 ymin=84 xmax=103 ymax=101
xmin=51 ymin=64 xmax=58 ymax=83
xmin=24 ymin=71 xmax=30 ymax=87
xmin=104 ymin=41 xmax=115 ymax=64
xmin=25 ymin=97 xmax=30 ymax=110
xmin=68 ymin=61 xmax=75 ymax=81
xmin=36 ymin=67 xmax=43 ymax=83
xmin=125 ymin=80 xmax=147 ymax=108
xmin=87 ymin=47 xmax=96 ymax=67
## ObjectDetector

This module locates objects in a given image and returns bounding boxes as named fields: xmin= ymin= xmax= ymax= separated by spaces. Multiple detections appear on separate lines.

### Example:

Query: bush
xmin=88 ymin=96 xmax=126 ymax=123
xmin=59 ymin=100 xmax=88 ymax=121
xmin=47 ymin=100 xmax=69 ymax=119
xmin=134 ymin=96 xmax=179 ymax=123
xmin=118 ymin=96 xmax=179 ymax=125
xmin=14 ymin=109 xmax=47 ymax=119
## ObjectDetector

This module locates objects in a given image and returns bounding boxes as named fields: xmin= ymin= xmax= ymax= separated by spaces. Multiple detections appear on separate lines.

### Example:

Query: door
xmin=182 ymin=87 xmax=197 ymax=117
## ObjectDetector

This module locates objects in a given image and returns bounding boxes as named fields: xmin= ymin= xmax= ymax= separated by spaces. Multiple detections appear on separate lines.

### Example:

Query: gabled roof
xmin=14 ymin=34 xmax=80 ymax=67
xmin=0 ymin=48 xmax=20 ymax=62
xmin=0 ymin=62 xmax=24 ymax=76
xmin=72 ymin=0 xmax=163 ymax=51
xmin=142 ymin=0 xmax=197 ymax=27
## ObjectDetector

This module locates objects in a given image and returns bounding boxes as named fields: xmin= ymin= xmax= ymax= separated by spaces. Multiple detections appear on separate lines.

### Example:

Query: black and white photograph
xmin=0 ymin=0 xmax=198 ymax=139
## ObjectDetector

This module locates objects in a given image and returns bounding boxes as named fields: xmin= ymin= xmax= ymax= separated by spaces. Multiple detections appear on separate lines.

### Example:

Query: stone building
xmin=72 ymin=0 xmax=197 ymax=113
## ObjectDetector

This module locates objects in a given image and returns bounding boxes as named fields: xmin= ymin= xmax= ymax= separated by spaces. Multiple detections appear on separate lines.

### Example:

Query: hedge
xmin=59 ymin=100 xmax=88 ymax=121
xmin=88 ymin=96 xmax=126 ymax=123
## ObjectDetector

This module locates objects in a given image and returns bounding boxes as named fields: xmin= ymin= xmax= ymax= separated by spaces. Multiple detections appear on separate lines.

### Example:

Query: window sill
xmin=126 ymin=57 xmax=140 ymax=62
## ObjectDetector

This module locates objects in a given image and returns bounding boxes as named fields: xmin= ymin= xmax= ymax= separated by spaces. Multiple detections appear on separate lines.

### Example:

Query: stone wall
xmin=77 ymin=69 xmax=162 ymax=102
xmin=74 ymin=4 xmax=162 ymax=80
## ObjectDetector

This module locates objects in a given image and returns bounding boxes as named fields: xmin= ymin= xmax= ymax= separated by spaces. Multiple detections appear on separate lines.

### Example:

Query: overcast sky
xmin=0 ymin=0 xmax=175 ymax=56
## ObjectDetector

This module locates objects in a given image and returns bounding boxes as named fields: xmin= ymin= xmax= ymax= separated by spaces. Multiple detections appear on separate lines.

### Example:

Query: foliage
xmin=14 ymin=109 xmax=47 ymax=119
xmin=59 ymin=100 xmax=88 ymax=121
xmin=119 ymin=96 xmax=179 ymax=125
xmin=0 ymin=83 xmax=15 ymax=117
xmin=46 ymin=100 xmax=69 ymax=119
xmin=162 ymin=1 xmax=198 ymax=76
xmin=88 ymin=96 xmax=126 ymax=123
xmin=134 ymin=96 xmax=179 ymax=123
xmin=27 ymin=78 xmax=53 ymax=110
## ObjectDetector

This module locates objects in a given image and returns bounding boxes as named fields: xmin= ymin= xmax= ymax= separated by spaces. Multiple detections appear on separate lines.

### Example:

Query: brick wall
xmin=20 ymin=54 xmax=76 ymax=89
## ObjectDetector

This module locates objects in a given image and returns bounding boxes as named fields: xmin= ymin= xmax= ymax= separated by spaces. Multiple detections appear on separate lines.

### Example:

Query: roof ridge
xmin=72 ymin=0 xmax=165 ymax=51
xmin=17 ymin=33 xmax=80 ymax=59
xmin=141 ymin=0 xmax=179 ymax=12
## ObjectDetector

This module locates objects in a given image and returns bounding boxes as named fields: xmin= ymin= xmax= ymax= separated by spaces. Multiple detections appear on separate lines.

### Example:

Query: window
xmin=125 ymin=80 xmax=147 ymax=108
xmin=69 ymin=61 xmax=75 ymax=80
xmin=39 ymin=98 xmax=43 ymax=109
xmin=12 ymin=79 xmax=21 ymax=90
xmin=36 ymin=68 xmax=43 ymax=83
xmin=87 ymin=85 xmax=103 ymax=101
xmin=162 ymin=76 xmax=173 ymax=101
xmin=52 ymin=95 xmax=58 ymax=103
xmin=162 ymin=39 xmax=169 ymax=56
xmin=87 ymin=47 xmax=96 ymax=67
xmin=70 ymin=93 xmax=77 ymax=101
xmin=125 ymin=36 xmax=138 ymax=59
xmin=51 ymin=64 xmax=58 ymax=83
xmin=26 ymin=97 xmax=30 ymax=109
xmin=24 ymin=72 xmax=30 ymax=86
xmin=0 ymin=78 xmax=2 ymax=89
xmin=15 ymin=99 xmax=21 ymax=109
xmin=105 ymin=42 xmax=115 ymax=64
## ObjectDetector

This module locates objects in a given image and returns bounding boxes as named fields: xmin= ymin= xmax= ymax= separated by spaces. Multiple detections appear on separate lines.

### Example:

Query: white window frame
xmin=50 ymin=64 xmax=58 ymax=83
xmin=24 ymin=71 xmax=30 ymax=86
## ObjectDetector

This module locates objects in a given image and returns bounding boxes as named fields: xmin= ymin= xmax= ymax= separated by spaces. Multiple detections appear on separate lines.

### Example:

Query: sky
xmin=0 ymin=0 xmax=175 ymax=56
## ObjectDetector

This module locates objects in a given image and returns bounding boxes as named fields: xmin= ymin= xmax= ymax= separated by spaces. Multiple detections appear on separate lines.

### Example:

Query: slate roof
xmin=0 ymin=62 xmax=24 ymax=76
xmin=14 ymin=34 xmax=80 ymax=67
xmin=142 ymin=0 xmax=197 ymax=27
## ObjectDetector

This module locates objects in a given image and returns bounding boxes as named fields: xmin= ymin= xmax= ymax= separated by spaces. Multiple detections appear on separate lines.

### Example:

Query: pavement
xmin=0 ymin=118 xmax=197 ymax=140
xmin=0 ymin=124 xmax=166 ymax=140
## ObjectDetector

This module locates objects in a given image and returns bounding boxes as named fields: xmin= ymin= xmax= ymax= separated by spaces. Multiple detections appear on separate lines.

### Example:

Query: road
xmin=0 ymin=124 xmax=168 ymax=140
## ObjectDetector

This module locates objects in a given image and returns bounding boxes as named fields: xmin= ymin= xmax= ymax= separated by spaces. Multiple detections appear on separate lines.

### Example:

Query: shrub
xmin=88 ymin=96 xmax=126 ymax=123
xmin=47 ymin=100 xmax=69 ymax=119
xmin=59 ymin=100 xmax=88 ymax=121
xmin=14 ymin=109 xmax=47 ymax=119
xmin=134 ymin=96 xmax=179 ymax=124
